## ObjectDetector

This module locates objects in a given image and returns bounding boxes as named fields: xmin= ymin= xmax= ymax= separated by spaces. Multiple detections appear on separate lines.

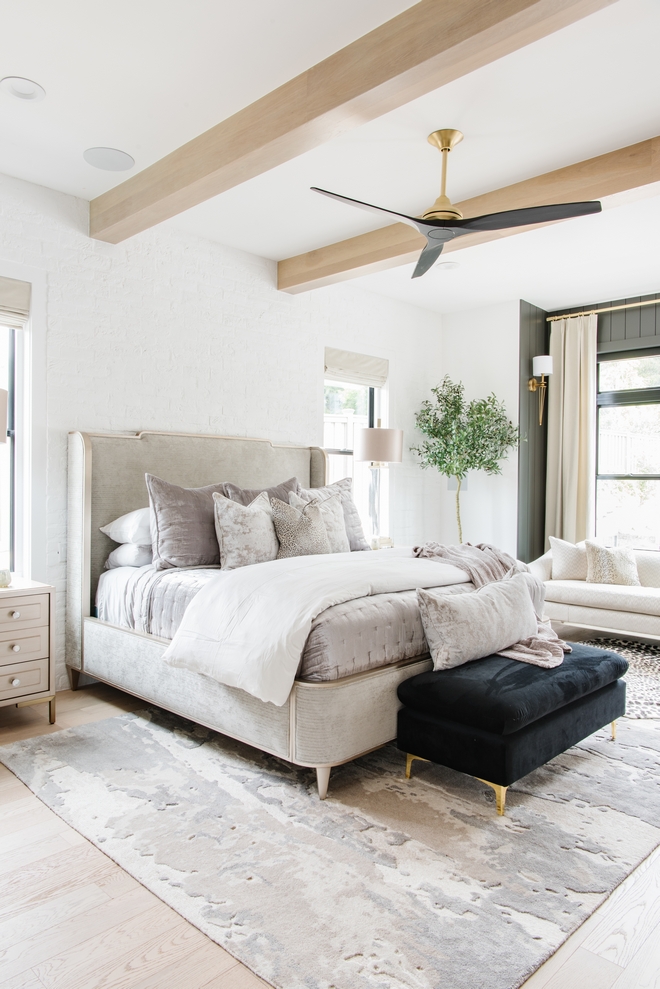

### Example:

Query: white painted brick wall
xmin=0 ymin=171 xmax=445 ymax=689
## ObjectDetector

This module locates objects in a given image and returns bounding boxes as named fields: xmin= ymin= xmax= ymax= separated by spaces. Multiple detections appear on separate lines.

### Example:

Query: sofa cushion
xmin=634 ymin=551 xmax=660 ymax=588
xmin=544 ymin=579 xmax=660 ymax=617
xmin=396 ymin=643 xmax=628 ymax=735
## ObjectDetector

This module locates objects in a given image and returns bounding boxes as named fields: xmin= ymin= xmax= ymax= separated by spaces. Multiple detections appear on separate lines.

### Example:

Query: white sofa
xmin=529 ymin=549 xmax=660 ymax=639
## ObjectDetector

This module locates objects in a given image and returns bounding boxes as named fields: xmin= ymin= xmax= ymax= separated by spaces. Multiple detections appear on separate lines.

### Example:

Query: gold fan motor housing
xmin=421 ymin=128 xmax=464 ymax=221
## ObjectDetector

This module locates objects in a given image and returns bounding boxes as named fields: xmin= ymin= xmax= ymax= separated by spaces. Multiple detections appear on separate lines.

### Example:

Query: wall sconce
xmin=528 ymin=356 xmax=553 ymax=426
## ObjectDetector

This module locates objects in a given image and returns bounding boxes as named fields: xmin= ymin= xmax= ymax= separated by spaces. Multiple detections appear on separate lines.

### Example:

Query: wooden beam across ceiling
xmin=277 ymin=135 xmax=660 ymax=293
xmin=90 ymin=0 xmax=616 ymax=243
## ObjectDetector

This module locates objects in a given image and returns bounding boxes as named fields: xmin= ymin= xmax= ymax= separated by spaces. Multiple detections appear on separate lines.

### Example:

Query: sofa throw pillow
xmin=223 ymin=476 xmax=301 ymax=507
xmin=289 ymin=492 xmax=350 ymax=554
xmin=100 ymin=507 xmax=151 ymax=545
xmin=417 ymin=573 xmax=538 ymax=671
xmin=146 ymin=474 xmax=230 ymax=570
xmin=296 ymin=478 xmax=370 ymax=551
xmin=271 ymin=497 xmax=331 ymax=559
xmin=549 ymin=537 xmax=588 ymax=581
xmin=585 ymin=540 xmax=641 ymax=586
xmin=213 ymin=492 xmax=279 ymax=570
xmin=104 ymin=543 xmax=153 ymax=570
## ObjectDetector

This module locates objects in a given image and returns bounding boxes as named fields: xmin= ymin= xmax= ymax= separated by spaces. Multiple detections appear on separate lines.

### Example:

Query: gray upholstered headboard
xmin=66 ymin=430 xmax=327 ymax=668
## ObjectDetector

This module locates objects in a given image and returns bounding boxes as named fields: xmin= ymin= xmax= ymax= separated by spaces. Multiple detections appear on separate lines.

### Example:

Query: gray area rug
xmin=582 ymin=638 xmax=660 ymax=718
xmin=2 ymin=710 xmax=659 ymax=989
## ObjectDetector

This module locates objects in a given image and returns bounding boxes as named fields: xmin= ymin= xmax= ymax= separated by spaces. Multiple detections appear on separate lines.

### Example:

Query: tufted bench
xmin=396 ymin=642 xmax=628 ymax=815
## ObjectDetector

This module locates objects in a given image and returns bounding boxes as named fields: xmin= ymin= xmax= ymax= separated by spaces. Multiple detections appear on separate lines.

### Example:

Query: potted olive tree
xmin=412 ymin=376 xmax=518 ymax=543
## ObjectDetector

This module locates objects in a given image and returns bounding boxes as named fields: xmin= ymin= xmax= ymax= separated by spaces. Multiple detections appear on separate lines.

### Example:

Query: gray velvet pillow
xmin=417 ymin=574 xmax=538 ymax=671
xmin=224 ymin=476 xmax=301 ymax=507
xmin=146 ymin=474 xmax=229 ymax=570
xmin=289 ymin=492 xmax=350 ymax=554
xmin=213 ymin=492 xmax=278 ymax=570
xmin=296 ymin=478 xmax=369 ymax=551
xmin=271 ymin=497 xmax=330 ymax=559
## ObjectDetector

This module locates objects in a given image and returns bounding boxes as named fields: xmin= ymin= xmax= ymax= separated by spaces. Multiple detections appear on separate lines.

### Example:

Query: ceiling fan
xmin=312 ymin=129 xmax=602 ymax=278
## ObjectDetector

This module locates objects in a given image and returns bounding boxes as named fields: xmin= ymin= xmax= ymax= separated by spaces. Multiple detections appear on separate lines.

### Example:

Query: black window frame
xmin=596 ymin=352 xmax=660 ymax=546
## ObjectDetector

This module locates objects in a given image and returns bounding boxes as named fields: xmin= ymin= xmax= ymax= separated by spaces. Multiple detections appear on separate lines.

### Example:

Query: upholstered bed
xmin=67 ymin=430 xmax=454 ymax=798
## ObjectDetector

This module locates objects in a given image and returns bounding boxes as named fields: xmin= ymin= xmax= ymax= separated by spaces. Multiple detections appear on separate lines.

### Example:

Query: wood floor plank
xmin=540 ymin=947 xmax=625 ymax=989
xmin=0 ymin=779 xmax=33 ymax=804
xmin=38 ymin=920 xmax=208 ymax=989
xmin=0 ymin=972 xmax=48 ymax=989
xmin=610 ymin=919 xmax=660 ymax=988
xmin=203 ymin=965 xmax=270 ymax=989
xmin=582 ymin=848 xmax=660 ymax=967
xmin=0 ymin=845 xmax=119 ymax=920
xmin=0 ymin=887 xmax=156 ymax=983
xmin=0 ymin=817 xmax=69 ymax=854
xmin=0 ymin=833 xmax=72 ymax=877
xmin=0 ymin=801 xmax=56 ymax=838
xmin=0 ymin=884 xmax=111 ymax=951
xmin=129 ymin=940 xmax=237 ymax=989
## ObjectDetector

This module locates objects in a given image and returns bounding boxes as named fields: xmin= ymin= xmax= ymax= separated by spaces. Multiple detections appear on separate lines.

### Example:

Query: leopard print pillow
xmin=270 ymin=498 xmax=331 ymax=560
xmin=585 ymin=540 xmax=640 ymax=585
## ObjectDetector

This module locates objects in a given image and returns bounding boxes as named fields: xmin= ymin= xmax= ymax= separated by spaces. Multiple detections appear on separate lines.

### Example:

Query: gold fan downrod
xmin=421 ymin=129 xmax=464 ymax=222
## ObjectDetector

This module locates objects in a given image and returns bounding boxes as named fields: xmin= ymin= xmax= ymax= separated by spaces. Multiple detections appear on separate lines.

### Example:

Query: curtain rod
xmin=547 ymin=298 xmax=660 ymax=322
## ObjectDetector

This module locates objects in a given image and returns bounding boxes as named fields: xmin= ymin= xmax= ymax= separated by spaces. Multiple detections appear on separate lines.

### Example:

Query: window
xmin=596 ymin=353 xmax=660 ymax=549
xmin=323 ymin=379 xmax=377 ymax=539
xmin=0 ymin=328 xmax=16 ymax=571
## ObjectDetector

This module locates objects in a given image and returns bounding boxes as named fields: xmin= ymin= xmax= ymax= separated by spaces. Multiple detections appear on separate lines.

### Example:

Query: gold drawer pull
xmin=10 ymin=678 xmax=20 ymax=687
xmin=11 ymin=644 xmax=20 ymax=653
xmin=11 ymin=611 xmax=20 ymax=619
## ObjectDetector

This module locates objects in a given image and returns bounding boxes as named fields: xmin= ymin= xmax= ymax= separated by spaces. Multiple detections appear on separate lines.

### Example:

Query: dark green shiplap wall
xmin=546 ymin=291 xmax=660 ymax=356
xmin=517 ymin=300 xmax=549 ymax=563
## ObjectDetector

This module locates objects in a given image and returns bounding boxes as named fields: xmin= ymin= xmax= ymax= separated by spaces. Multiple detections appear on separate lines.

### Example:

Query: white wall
xmin=439 ymin=301 xmax=520 ymax=554
xmin=0 ymin=171 xmax=444 ymax=688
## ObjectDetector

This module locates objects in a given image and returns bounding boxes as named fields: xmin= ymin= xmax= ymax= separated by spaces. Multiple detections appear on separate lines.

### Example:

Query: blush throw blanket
xmin=413 ymin=542 xmax=571 ymax=668
xmin=163 ymin=552 xmax=469 ymax=705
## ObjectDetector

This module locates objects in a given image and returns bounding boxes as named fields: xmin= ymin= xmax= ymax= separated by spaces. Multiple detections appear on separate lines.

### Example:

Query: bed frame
xmin=66 ymin=430 xmax=431 ymax=798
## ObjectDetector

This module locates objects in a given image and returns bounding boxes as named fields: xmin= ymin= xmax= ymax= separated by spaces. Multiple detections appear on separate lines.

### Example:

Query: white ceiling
xmin=0 ymin=0 xmax=417 ymax=198
xmin=1 ymin=0 xmax=659 ymax=316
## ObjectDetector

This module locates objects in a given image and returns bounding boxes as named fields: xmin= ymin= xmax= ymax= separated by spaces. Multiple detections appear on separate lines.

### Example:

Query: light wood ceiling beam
xmin=278 ymin=136 xmax=660 ymax=293
xmin=90 ymin=0 xmax=616 ymax=243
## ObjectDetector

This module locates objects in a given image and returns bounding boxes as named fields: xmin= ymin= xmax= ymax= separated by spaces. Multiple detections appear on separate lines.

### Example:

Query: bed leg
xmin=69 ymin=668 xmax=81 ymax=691
xmin=315 ymin=767 xmax=331 ymax=800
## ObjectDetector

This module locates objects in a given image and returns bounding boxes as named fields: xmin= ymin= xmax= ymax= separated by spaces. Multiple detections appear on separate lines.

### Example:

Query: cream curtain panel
xmin=545 ymin=314 xmax=598 ymax=546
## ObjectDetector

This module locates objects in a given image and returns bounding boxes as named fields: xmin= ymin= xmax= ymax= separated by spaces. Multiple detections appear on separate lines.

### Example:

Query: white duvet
xmin=163 ymin=551 xmax=469 ymax=705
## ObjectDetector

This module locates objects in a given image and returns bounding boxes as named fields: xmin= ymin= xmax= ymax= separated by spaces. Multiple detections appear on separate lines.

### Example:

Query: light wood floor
xmin=0 ymin=687 xmax=658 ymax=989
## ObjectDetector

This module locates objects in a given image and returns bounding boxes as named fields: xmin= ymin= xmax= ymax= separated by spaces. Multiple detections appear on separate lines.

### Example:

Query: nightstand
xmin=0 ymin=578 xmax=56 ymax=724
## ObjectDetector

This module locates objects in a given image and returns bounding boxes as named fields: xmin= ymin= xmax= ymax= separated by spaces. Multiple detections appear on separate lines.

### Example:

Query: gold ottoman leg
xmin=405 ymin=753 xmax=430 ymax=779
xmin=611 ymin=720 xmax=617 ymax=741
xmin=477 ymin=778 xmax=507 ymax=816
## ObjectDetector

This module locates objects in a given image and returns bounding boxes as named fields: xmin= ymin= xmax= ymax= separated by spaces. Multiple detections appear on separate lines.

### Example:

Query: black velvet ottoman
xmin=396 ymin=642 xmax=628 ymax=815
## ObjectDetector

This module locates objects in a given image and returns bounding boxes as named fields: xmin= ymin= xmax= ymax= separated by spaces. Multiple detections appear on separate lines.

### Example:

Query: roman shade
xmin=324 ymin=347 xmax=388 ymax=388
xmin=0 ymin=276 xmax=31 ymax=329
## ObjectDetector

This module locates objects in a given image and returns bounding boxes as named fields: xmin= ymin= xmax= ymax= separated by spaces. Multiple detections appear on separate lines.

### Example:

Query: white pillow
xmin=549 ymin=537 xmax=587 ymax=581
xmin=105 ymin=544 xmax=153 ymax=569
xmin=289 ymin=492 xmax=350 ymax=554
xmin=585 ymin=540 xmax=640 ymax=586
xmin=100 ymin=507 xmax=151 ymax=545
xmin=296 ymin=478 xmax=369 ymax=552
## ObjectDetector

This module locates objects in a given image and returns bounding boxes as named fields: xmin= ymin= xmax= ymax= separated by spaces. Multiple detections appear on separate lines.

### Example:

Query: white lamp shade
xmin=354 ymin=427 xmax=403 ymax=463
xmin=532 ymin=355 xmax=553 ymax=376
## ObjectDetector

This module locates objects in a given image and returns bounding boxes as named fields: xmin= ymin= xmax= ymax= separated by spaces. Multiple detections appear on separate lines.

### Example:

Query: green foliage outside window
xmin=412 ymin=376 xmax=519 ymax=543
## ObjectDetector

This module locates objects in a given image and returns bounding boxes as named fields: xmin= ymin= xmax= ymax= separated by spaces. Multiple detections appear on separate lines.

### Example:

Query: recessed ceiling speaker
xmin=83 ymin=147 xmax=135 ymax=171
xmin=0 ymin=76 xmax=46 ymax=101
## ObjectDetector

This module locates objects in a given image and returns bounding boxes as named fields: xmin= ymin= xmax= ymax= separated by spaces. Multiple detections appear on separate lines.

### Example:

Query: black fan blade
xmin=457 ymin=201 xmax=601 ymax=233
xmin=311 ymin=187 xmax=424 ymax=232
xmin=412 ymin=242 xmax=444 ymax=278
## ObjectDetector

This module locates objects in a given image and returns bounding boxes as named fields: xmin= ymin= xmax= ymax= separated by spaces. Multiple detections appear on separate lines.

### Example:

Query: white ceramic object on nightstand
xmin=0 ymin=570 xmax=10 ymax=588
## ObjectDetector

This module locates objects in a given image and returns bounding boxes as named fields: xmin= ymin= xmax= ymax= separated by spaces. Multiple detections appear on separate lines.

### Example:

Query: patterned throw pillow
xmin=270 ymin=498 xmax=331 ymax=560
xmin=213 ymin=492 xmax=279 ymax=570
xmin=296 ymin=478 xmax=370 ymax=551
xmin=289 ymin=492 xmax=350 ymax=554
xmin=585 ymin=540 xmax=641 ymax=586
xmin=549 ymin=537 xmax=588 ymax=580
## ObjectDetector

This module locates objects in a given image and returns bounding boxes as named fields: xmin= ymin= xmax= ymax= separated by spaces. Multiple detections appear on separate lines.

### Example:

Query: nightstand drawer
xmin=0 ymin=627 xmax=49 ymax=666
xmin=0 ymin=659 xmax=49 ymax=701
xmin=0 ymin=594 xmax=49 ymax=632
